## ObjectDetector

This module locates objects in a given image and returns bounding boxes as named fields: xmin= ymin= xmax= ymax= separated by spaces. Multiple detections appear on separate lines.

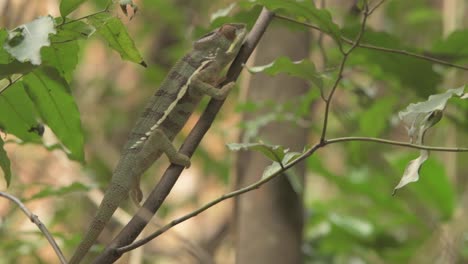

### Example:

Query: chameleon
xmin=69 ymin=23 xmax=247 ymax=264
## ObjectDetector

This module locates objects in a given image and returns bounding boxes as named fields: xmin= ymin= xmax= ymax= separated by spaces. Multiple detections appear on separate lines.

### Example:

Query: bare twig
xmin=273 ymin=15 xmax=468 ymax=71
xmin=368 ymin=0 xmax=387 ymax=15
xmin=0 ymin=191 xmax=67 ymax=264
xmin=117 ymin=142 xmax=323 ymax=253
xmin=325 ymin=137 xmax=468 ymax=152
xmin=126 ymin=132 xmax=468 ymax=245
xmin=320 ymin=2 xmax=369 ymax=141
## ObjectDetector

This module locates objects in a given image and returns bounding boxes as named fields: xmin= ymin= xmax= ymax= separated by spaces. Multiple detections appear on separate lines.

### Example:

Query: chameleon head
xmin=193 ymin=23 xmax=247 ymax=62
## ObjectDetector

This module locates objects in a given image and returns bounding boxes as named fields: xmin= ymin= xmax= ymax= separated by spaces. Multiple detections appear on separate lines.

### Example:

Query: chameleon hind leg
xmin=131 ymin=128 xmax=191 ymax=203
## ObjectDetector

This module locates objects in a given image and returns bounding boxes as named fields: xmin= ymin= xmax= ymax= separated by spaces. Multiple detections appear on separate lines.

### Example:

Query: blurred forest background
xmin=1 ymin=0 xmax=468 ymax=263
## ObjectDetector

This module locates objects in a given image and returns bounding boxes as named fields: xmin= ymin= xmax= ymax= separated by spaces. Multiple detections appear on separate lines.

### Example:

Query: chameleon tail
xmin=68 ymin=182 xmax=129 ymax=264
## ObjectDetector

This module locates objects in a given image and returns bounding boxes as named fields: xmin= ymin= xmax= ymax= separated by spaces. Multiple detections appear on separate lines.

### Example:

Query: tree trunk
xmin=234 ymin=25 xmax=311 ymax=264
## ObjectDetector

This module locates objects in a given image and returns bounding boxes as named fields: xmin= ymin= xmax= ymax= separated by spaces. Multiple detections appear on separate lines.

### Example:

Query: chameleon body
xmin=69 ymin=23 xmax=247 ymax=264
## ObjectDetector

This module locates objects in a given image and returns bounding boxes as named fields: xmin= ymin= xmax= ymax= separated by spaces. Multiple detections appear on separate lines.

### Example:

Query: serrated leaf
xmin=3 ymin=16 xmax=56 ymax=65
xmin=227 ymin=142 xmax=288 ymax=162
xmin=240 ymin=0 xmax=341 ymax=44
xmin=23 ymin=67 xmax=84 ymax=161
xmin=88 ymin=13 xmax=146 ymax=66
xmin=27 ymin=182 xmax=89 ymax=200
xmin=60 ymin=0 xmax=88 ymax=17
xmin=0 ymin=138 xmax=11 ymax=186
xmin=248 ymin=56 xmax=322 ymax=89
xmin=0 ymin=81 xmax=42 ymax=142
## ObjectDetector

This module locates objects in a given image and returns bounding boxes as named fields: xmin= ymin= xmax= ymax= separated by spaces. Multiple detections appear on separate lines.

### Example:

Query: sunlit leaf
xmin=227 ymin=142 xmax=288 ymax=162
xmin=42 ymin=40 xmax=79 ymax=82
xmin=0 ymin=81 xmax=42 ymax=143
xmin=88 ymin=13 xmax=146 ymax=66
xmin=3 ymin=16 xmax=56 ymax=65
xmin=23 ymin=67 xmax=84 ymax=161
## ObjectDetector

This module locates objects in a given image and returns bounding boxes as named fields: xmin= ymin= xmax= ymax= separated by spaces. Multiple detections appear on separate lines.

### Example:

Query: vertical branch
xmin=91 ymin=8 xmax=275 ymax=264
xmin=319 ymin=2 xmax=370 ymax=141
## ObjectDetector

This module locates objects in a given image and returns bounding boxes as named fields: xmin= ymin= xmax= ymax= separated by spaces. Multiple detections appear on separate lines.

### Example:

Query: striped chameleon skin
xmin=69 ymin=23 xmax=247 ymax=264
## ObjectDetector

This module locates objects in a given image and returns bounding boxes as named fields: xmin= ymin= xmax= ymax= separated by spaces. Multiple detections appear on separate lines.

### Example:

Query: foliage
xmin=1 ymin=0 xmax=468 ymax=263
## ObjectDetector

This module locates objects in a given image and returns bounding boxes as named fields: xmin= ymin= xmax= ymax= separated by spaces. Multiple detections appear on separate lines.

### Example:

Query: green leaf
xmin=3 ymin=16 xmax=56 ymax=65
xmin=41 ymin=40 xmax=79 ymax=82
xmin=27 ymin=182 xmax=89 ymax=200
xmin=432 ymin=29 xmax=468 ymax=58
xmin=240 ymin=0 xmax=341 ymax=44
xmin=60 ymin=0 xmax=88 ymax=17
xmin=54 ymin=19 xmax=96 ymax=40
xmin=0 ymin=138 xmax=11 ymax=186
xmin=227 ymin=142 xmax=288 ymax=162
xmin=359 ymin=97 xmax=395 ymax=137
xmin=0 ymin=29 xmax=12 ymax=64
xmin=391 ymin=155 xmax=455 ymax=219
xmin=343 ymin=27 xmax=442 ymax=97
xmin=88 ymin=13 xmax=146 ymax=66
xmin=0 ymin=81 xmax=42 ymax=142
xmin=23 ymin=67 xmax=84 ymax=161
xmin=0 ymin=60 xmax=36 ymax=80
xmin=248 ymin=56 xmax=322 ymax=89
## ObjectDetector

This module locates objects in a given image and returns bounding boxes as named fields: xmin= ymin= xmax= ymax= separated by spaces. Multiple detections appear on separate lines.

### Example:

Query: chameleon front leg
xmin=189 ymin=76 xmax=235 ymax=100
xmin=131 ymin=128 xmax=191 ymax=202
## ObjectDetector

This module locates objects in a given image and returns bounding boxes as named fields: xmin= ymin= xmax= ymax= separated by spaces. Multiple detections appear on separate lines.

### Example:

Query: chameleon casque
xmin=69 ymin=23 xmax=247 ymax=263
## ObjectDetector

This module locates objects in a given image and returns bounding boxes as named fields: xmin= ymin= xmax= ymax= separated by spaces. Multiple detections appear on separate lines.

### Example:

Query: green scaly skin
xmin=69 ymin=23 xmax=247 ymax=264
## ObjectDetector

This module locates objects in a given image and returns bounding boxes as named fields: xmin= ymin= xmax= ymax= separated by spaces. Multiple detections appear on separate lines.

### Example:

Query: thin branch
xmin=118 ymin=142 xmax=324 ymax=253
xmin=58 ymin=2 xmax=112 ymax=27
xmin=325 ymin=137 xmax=468 ymax=152
xmin=273 ymin=15 xmax=468 ymax=71
xmin=123 ymin=133 xmax=468 ymax=245
xmin=0 ymin=191 xmax=67 ymax=264
xmin=341 ymin=38 xmax=468 ymax=71
xmin=368 ymin=0 xmax=387 ymax=16
xmin=320 ymin=3 xmax=369 ymax=141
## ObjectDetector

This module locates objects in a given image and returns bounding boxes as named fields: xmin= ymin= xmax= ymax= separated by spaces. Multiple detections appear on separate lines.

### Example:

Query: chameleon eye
xmin=219 ymin=24 xmax=237 ymax=41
